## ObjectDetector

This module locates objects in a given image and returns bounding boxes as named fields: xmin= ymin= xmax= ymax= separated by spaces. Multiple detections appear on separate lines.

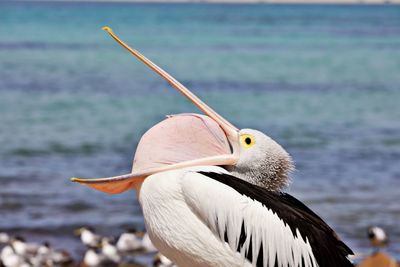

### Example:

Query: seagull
xmin=367 ymin=226 xmax=388 ymax=249
xmin=116 ymin=229 xmax=143 ymax=254
xmin=29 ymin=242 xmax=51 ymax=267
xmin=10 ymin=236 xmax=38 ymax=258
xmin=72 ymin=27 xmax=354 ymax=267
xmin=81 ymin=248 xmax=106 ymax=267
xmin=153 ymin=252 xmax=176 ymax=267
xmin=101 ymin=238 xmax=121 ymax=263
xmin=1 ymin=243 xmax=31 ymax=267
xmin=357 ymin=226 xmax=397 ymax=267
xmin=0 ymin=233 xmax=10 ymax=245
xmin=141 ymin=232 xmax=157 ymax=253
xmin=37 ymin=241 xmax=73 ymax=266
xmin=75 ymin=227 xmax=101 ymax=248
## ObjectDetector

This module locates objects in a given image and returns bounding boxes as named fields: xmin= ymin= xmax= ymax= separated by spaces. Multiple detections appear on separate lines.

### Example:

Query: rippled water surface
xmin=0 ymin=2 xmax=400 ymax=263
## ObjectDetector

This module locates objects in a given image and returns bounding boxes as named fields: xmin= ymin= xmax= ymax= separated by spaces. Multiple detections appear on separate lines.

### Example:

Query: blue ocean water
xmin=0 ymin=2 xmax=400 ymax=263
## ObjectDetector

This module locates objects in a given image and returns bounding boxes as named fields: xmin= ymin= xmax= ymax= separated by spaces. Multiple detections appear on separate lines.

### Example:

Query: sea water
xmin=0 ymin=2 xmax=399 ymax=262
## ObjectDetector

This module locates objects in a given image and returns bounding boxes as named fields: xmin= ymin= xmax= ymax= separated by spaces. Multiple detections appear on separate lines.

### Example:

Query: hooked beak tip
xmin=71 ymin=177 xmax=83 ymax=183
xmin=102 ymin=26 xmax=113 ymax=33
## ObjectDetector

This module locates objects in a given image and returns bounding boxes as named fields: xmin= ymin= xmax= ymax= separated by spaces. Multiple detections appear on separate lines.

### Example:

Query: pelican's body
xmin=140 ymin=166 xmax=351 ymax=267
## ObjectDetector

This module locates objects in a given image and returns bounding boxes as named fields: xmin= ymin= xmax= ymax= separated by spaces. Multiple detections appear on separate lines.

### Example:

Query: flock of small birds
xmin=1 ymin=225 xmax=398 ymax=267
xmin=0 ymin=228 xmax=175 ymax=267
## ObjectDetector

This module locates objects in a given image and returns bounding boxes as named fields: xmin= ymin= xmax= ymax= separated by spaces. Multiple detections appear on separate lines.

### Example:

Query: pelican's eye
xmin=240 ymin=134 xmax=255 ymax=149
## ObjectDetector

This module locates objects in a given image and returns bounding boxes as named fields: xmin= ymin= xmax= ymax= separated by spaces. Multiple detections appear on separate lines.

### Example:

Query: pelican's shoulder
xmin=180 ymin=171 xmax=353 ymax=267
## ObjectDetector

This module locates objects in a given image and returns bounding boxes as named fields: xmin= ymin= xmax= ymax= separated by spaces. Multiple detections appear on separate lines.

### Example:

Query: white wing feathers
xmin=180 ymin=171 xmax=318 ymax=267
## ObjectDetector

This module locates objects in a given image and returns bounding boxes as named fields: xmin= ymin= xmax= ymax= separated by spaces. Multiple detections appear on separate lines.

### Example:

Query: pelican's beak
xmin=71 ymin=27 xmax=239 ymax=194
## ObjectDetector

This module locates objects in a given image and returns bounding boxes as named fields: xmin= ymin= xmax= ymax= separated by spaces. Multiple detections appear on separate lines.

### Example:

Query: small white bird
xmin=37 ymin=243 xmax=50 ymax=256
xmin=0 ymin=233 xmax=10 ymax=244
xmin=1 ymin=245 xmax=14 ymax=259
xmin=1 ymin=244 xmax=31 ymax=267
xmin=36 ymin=242 xmax=73 ymax=266
xmin=51 ymin=250 xmax=73 ymax=265
xmin=75 ymin=227 xmax=101 ymax=248
xmin=141 ymin=233 xmax=157 ymax=253
xmin=101 ymin=238 xmax=121 ymax=263
xmin=1 ymin=245 xmax=15 ymax=265
xmin=30 ymin=242 xmax=52 ymax=266
xmin=153 ymin=252 xmax=175 ymax=267
xmin=82 ymin=249 xmax=106 ymax=267
xmin=10 ymin=236 xmax=38 ymax=257
xmin=116 ymin=229 xmax=142 ymax=253
xmin=368 ymin=226 xmax=388 ymax=249
xmin=356 ymin=227 xmax=397 ymax=267
xmin=29 ymin=254 xmax=48 ymax=267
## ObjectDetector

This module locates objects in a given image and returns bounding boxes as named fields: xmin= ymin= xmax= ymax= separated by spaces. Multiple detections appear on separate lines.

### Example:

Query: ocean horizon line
xmin=5 ymin=0 xmax=400 ymax=4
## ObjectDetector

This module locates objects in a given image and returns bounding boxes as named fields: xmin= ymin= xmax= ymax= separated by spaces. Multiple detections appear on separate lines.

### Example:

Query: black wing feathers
xmin=199 ymin=171 xmax=353 ymax=267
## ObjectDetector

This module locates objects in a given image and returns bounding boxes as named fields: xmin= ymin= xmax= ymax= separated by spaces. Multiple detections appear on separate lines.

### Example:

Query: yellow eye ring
xmin=240 ymin=134 xmax=255 ymax=149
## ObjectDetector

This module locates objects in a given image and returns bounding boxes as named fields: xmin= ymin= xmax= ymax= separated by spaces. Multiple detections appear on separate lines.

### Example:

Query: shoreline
xmin=7 ymin=0 xmax=400 ymax=4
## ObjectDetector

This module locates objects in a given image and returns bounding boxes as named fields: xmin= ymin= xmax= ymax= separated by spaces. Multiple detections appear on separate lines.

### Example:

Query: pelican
xmin=72 ymin=27 xmax=353 ymax=267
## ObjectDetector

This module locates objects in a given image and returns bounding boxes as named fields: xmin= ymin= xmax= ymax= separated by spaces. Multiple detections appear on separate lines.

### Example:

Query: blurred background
xmin=0 ymin=1 xmax=399 ymax=264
